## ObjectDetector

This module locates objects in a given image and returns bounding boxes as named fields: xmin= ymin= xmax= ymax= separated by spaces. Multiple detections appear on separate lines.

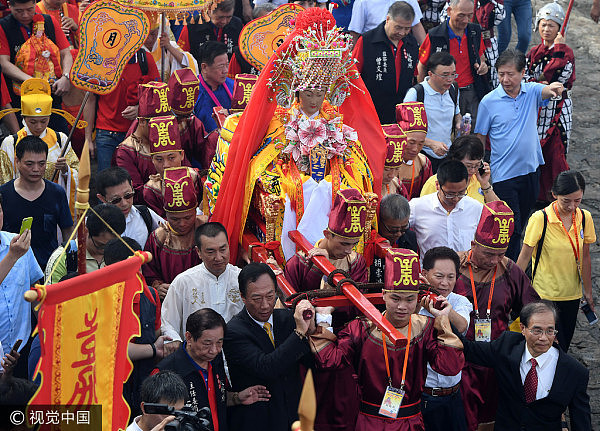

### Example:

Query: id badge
xmin=379 ymin=386 xmax=405 ymax=418
xmin=474 ymin=318 xmax=492 ymax=342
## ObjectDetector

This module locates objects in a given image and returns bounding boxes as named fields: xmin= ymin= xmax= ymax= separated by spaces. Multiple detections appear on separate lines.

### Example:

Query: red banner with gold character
xmin=28 ymin=251 xmax=151 ymax=431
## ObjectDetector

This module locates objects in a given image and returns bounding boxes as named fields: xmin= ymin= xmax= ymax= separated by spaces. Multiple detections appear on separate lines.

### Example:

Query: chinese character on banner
xmin=27 ymin=252 xmax=151 ymax=431
xmin=69 ymin=0 xmax=150 ymax=94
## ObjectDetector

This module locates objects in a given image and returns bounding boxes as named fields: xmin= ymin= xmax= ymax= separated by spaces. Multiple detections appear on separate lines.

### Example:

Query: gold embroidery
xmin=165 ymin=179 xmax=190 ymax=208
xmin=182 ymin=87 xmax=196 ymax=109
xmin=393 ymin=255 xmax=418 ymax=286
xmin=154 ymin=87 xmax=170 ymax=113
xmin=492 ymin=216 xmax=514 ymax=245
xmin=343 ymin=205 xmax=366 ymax=234
xmin=407 ymin=105 xmax=426 ymax=128
xmin=151 ymin=120 xmax=176 ymax=147
xmin=240 ymin=82 xmax=254 ymax=105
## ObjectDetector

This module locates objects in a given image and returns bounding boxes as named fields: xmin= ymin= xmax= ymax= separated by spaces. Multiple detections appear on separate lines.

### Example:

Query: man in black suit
xmin=456 ymin=301 xmax=591 ymax=431
xmin=224 ymin=263 xmax=314 ymax=431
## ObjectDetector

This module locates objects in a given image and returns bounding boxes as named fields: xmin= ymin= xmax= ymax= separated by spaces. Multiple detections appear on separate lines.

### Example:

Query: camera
xmin=143 ymin=403 xmax=213 ymax=431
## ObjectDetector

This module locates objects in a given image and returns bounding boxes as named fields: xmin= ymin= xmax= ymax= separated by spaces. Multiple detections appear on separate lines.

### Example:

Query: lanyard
xmin=199 ymin=73 xmax=233 ymax=107
xmin=408 ymin=163 xmax=416 ymax=197
xmin=381 ymin=317 xmax=411 ymax=389
xmin=552 ymin=202 xmax=580 ymax=264
xmin=467 ymin=250 xmax=497 ymax=319
xmin=200 ymin=362 xmax=220 ymax=431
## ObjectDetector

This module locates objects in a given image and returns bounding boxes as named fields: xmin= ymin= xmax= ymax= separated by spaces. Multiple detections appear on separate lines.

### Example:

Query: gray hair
xmin=253 ymin=3 xmax=277 ymax=19
xmin=379 ymin=194 xmax=411 ymax=221
xmin=387 ymin=1 xmax=416 ymax=23
xmin=448 ymin=0 xmax=474 ymax=7
xmin=520 ymin=301 xmax=558 ymax=327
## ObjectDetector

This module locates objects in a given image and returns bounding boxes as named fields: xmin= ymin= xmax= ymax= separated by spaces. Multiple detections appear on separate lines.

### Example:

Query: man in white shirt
xmin=96 ymin=167 xmax=163 ymax=248
xmin=409 ymin=160 xmax=483 ymax=259
xmin=456 ymin=301 xmax=592 ymax=430
xmin=418 ymin=246 xmax=472 ymax=431
xmin=404 ymin=51 xmax=462 ymax=172
xmin=161 ymin=222 xmax=242 ymax=354
xmin=126 ymin=370 xmax=186 ymax=431
xmin=349 ymin=0 xmax=426 ymax=44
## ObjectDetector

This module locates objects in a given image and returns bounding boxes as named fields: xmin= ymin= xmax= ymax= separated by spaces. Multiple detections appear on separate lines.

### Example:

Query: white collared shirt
xmin=126 ymin=416 xmax=143 ymax=431
xmin=123 ymin=205 xmax=164 ymax=248
xmin=409 ymin=192 xmax=483 ymax=260
xmin=520 ymin=344 xmax=559 ymax=400
xmin=247 ymin=310 xmax=274 ymax=329
xmin=161 ymin=263 xmax=243 ymax=342
xmin=419 ymin=292 xmax=473 ymax=388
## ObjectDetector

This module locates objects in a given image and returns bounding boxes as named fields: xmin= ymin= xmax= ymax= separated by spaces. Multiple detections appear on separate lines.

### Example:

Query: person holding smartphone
xmin=517 ymin=171 xmax=596 ymax=352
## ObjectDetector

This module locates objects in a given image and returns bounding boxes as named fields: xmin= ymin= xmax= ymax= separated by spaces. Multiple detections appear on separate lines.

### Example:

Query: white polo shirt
xmin=348 ymin=0 xmax=423 ymax=33
xmin=123 ymin=205 xmax=164 ymax=248
xmin=409 ymin=192 xmax=483 ymax=259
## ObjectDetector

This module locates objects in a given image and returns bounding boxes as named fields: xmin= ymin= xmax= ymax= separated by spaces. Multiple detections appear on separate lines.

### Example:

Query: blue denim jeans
xmin=497 ymin=0 xmax=532 ymax=54
xmin=95 ymin=129 xmax=126 ymax=172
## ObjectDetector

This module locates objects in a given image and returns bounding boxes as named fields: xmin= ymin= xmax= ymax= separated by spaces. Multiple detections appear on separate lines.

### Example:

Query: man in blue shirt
xmin=194 ymin=41 xmax=234 ymax=132
xmin=0 ymin=136 xmax=73 ymax=270
xmin=475 ymin=49 xmax=563 ymax=260
xmin=0 ymin=194 xmax=43 ymax=378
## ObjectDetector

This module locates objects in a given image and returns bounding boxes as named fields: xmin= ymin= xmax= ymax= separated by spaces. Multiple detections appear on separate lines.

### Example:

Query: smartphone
xmin=581 ymin=302 xmax=598 ymax=325
xmin=478 ymin=161 xmax=486 ymax=176
xmin=11 ymin=339 xmax=22 ymax=353
xmin=19 ymin=217 xmax=33 ymax=235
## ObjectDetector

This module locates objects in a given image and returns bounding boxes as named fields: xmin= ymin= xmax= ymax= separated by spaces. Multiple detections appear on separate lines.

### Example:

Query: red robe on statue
xmin=454 ymin=253 xmax=540 ymax=431
xmin=142 ymin=226 xmax=201 ymax=287
xmin=284 ymin=247 xmax=368 ymax=431
xmin=311 ymin=314 xmax=464 ymax=431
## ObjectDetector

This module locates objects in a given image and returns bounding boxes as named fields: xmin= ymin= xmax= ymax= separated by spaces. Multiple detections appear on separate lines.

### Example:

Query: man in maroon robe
xmin=284 ymin=188 xmax=369 ymax=431
xmin=167 ymin=68 xmax=218 ymax=170
xmin=115 ymin=82 xmax=173 ymax=203
xmin=453 ymin=200 xmax=540 ymax=431
xmin=143 ymin=166 xmax=202 ymax=300
xmin=142 ymin=115 xmax=202 ymax=218
xmin=309 ymin=248 xmax=465 ymax=431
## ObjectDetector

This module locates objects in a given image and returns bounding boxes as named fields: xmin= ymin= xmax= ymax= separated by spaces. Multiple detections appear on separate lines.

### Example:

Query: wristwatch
xmin=62 ymin=73 xmax=70 ymax=81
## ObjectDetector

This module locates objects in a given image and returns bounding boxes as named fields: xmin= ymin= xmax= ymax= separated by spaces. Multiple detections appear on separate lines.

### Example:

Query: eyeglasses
xmin=463 ymin=160 xmax=483 ymax=171
xmin=90 ymin=235 xmax=109 ymax=251
xmin=440 ymin=187 xmax=467 ymax=200
xmin=107 ymin=191 xmax=135 ymax=205
xmin=431 ymin=72 xmax=459 ymax=81
xmin=381 ymin=219 xmax=410 ymax=235
xmin=527 ymin=327 xmax=558 ymax=337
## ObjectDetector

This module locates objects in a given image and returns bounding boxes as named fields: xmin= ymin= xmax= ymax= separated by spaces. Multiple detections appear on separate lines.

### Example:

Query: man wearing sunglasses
xmin=96 ymin=167 xmax=164 ymax=248
xmin=409 ymin=159 xmax=483 ymax=260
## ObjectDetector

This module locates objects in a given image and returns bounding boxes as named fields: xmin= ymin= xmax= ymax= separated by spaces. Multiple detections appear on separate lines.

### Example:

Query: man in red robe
xmin=284 ymin=188 xmax=369 ymax=431
xmin=142 ymin=115 xmax=201 ymax=218
xmin=143 ymin=166 xmax=202 ymax=300
xmin=453 ymin=200 xmax=540 ymax=431
xmin=115 ymin=81 xmax=192 ymax=203
xmin=167 ymin=68 xmax=217 ymax=170
xmin=309 ymin=248 xmax=465 ymax=431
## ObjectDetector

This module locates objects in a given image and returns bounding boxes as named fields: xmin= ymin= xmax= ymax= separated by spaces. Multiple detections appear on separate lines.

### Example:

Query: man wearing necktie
xmin=224 ymin=262 xmax=314 ymax=431
xmin=455 ymin=300 xmax=591 ymax=430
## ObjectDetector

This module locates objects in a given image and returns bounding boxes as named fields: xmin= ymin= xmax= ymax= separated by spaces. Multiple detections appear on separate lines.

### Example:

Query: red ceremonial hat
xmin=149 ymin=115 xmax=182 ymax=154
xmin=395 ymin=102 xmax=428 ymax=134
xmin=474 ymin=200 xmax=515 ymax=250
xmin=230 ymin=74 xmax=258 ymax=112
xmin=162 ymin=167 xmax=198 ymax=212
xmin=167 ymin=68 xmax=199 ymax=116
xmin=382 ymin=124 xmax=406 ymax=168
xmin=138 ymin=81 xmax=171 ymax=118
xmin=327 ymin=188 xmax=367 ymax=239
xmin=384 ymin=248 xmax=420 ymax=292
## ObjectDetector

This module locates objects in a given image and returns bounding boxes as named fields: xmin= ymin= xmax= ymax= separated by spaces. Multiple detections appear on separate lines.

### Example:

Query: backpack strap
xmin=449 ymin=82 xmax=458 ymax=136
xmin=135 ymin=204 xmax=153 ymax=235
xmin=531 ymin=209 xmax=548 ymax=282
xmin=137 ymin=49 xmax=149 ymax=76
xmin=414 ymin=83 xmax=424 ymax=103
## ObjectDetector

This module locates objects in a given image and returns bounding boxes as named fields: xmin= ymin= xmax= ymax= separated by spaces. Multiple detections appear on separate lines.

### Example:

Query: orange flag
xmin=28 ymin=251 xmax=151 ymax=430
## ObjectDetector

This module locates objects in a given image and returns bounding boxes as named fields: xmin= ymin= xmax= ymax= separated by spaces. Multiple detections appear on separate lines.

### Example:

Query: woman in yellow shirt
xmin=420 ymin=135 xmax=498 ymax=203
xmin=517 ymin=170 xmax=596 ymax=351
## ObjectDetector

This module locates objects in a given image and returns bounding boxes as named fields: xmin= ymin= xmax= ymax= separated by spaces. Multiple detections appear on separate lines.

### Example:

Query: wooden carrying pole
xmin=288 ymin=230 xmax=406 ymax=346
xmin=75 ymin=139 xmax=91 ymax=275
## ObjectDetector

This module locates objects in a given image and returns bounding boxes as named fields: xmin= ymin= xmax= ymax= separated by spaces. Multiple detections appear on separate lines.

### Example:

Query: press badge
xmin=379 ymin=386 xmax=405 ymax=418
xmin=474 ymin=318 xmax=492 ymax=342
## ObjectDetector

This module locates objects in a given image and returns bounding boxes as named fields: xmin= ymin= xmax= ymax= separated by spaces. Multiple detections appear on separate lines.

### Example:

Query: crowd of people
xmin=0 ymin=0 xmax=597 ymax=430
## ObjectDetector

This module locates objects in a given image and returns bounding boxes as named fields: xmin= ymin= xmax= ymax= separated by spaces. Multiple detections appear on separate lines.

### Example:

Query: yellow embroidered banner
xmin=28 ymin=252 xmax=151 ymax=431
xmin=70 ymin=0 xmax=149 ymax=94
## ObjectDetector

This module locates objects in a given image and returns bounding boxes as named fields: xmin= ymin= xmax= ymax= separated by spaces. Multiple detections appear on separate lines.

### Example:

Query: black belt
xmin=459 ymin=84 xmax=474 ymax=90
xmin=423 ymin=383 xmax=460 ymax=397
xmin=359 ymin=400 xmax=421 ymax=419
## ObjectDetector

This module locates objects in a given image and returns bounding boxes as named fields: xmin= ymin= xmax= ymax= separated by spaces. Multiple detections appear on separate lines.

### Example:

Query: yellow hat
xmin=20 ymin=78 xmax=53 ymax=117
